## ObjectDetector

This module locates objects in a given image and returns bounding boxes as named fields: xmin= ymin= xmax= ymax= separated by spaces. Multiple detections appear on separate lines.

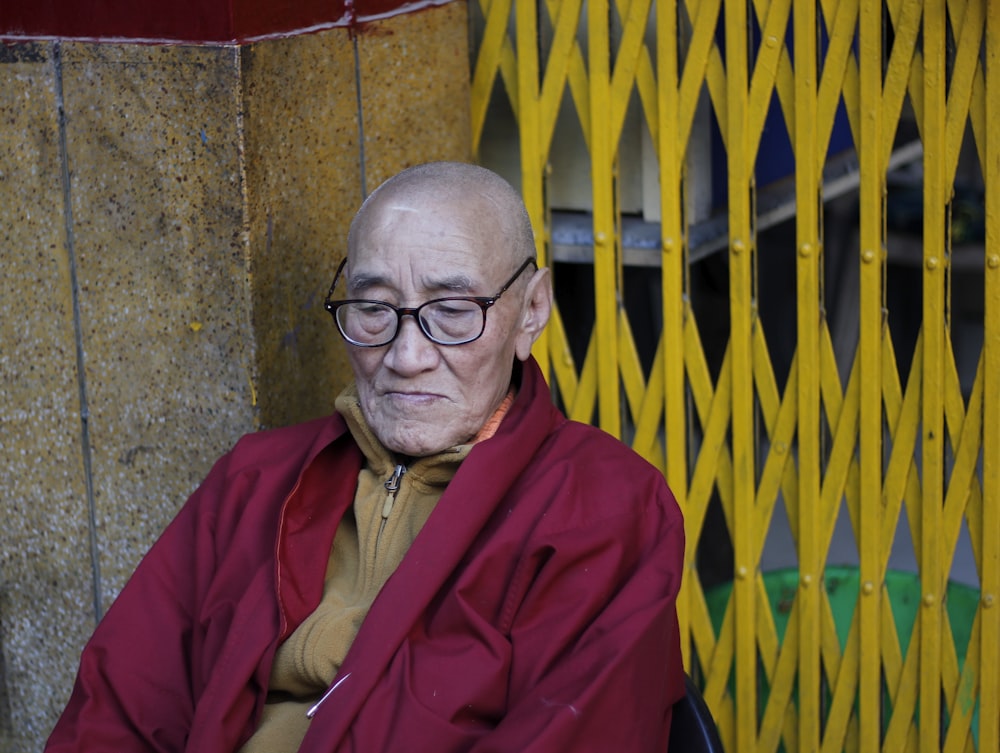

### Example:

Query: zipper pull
xmin=381 ymin=463 xmax=407 ymax=519
xmin=306 ymin=672 xmax=352 ymax=719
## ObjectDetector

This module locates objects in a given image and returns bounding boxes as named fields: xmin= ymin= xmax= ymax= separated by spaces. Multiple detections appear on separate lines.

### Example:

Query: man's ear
xmin=514 ymin=267 xmax=553 ymax=361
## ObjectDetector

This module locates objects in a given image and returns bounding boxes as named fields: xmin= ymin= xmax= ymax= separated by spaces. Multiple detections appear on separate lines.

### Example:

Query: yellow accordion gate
xmin=470 ymin=0 xmax=999 ymax=751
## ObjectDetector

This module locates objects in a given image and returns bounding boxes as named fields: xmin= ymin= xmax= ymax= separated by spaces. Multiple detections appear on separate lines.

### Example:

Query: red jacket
xmin=46 ymin=357 xmax=685 ymax=752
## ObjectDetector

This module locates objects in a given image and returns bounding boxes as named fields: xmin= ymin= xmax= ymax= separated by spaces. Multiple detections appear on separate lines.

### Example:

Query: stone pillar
xmin=0 ymin=4 xmax=470 ymax=749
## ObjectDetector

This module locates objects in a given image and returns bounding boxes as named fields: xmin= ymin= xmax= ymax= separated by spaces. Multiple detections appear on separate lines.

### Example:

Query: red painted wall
xmin=0 ymin=0 xmax=449 ymax=42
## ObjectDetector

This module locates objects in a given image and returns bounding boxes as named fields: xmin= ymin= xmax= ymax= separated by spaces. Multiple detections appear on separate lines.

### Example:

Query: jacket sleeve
xmin=471 ymin=482 xmax=686 ymax=753
xmin=44 ymin=448 xmax=245 ymax=753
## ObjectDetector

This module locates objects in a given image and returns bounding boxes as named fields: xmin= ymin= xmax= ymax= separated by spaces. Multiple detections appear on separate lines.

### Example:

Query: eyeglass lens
xmin=336 ymin=299 xmax=486 ymax=346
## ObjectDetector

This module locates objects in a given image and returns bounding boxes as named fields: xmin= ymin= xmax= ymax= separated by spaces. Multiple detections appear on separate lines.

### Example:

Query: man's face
xmin=343 ymin=194 xmax=537 ymax=457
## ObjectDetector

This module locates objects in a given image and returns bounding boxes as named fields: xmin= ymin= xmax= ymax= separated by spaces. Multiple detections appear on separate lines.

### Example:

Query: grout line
xmin=53 ymin=41 xmax=104 ymax=624
xmin=232 ymin=45 xmax=259 ymax=418
xmin=353 ymin=34 xmax=367 ymax=201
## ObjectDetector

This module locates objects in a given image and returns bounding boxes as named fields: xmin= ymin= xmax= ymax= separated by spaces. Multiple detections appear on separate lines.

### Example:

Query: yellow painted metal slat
xmin=515 ymin=0 xmax=550 ymax=380
xmin=881 ymin=334 xmax=923 ymax=568
xmin=958 ymin=375 xmax=985 ymax=587
xmin=537 ymin=0 xmax=585 ymax=154
xmin=982 ymin=6 xmax=1000 ymax=751
xmin=884 ymin=360 xmax=924 ymax=745
xmin=630 ymin=333 xmax=666 ymax=467
xmin=568 ymin=335 xmax=598 ymax=423
xmin=656 ymin=0 xmax=689 ymax=670
xmin=820 ymin=358 xmax=859 ymax=570
xmin=920 ymin=6 xmax=948 ymax=751
xmin=883 ymin=597 xmax=921 ymax=751
xmin=756 ymin=580 xmax=798 ymax=753
xmin=857 ymin=1 xmax=884 ymax=750
xmin=539 ymin=0 xmax=593 ymax=153
xmin=688 ymin=340 xmax=736 ymax=548
xmin=881 ymin=0 xmax=924 ymax=166
xmin=470 ymin=0 xmax=516 ymax=151
xmin=944 ymin=0 xmax=984 ymax=190
xmin=723 ymin=0 xmax=756 ymax=749
xmin=746 ymin=0 xmax=794 ymax=165
xmin=587 ymin=0 xmax=620 ymax=439
xmin=607 ymin=0 xmax=653 ymax=146
xmin=822 ymin=609 xmax=860 ymax=753
xmin=818 ymin=327 xmax=857 ymax=571
xmin=941 ymin=349 xmax=981 ymax=575
xmin=942 ymin=608 xmax=977 ymax=753
xmin=793 ymin=0 xmax=822 ymax=749
xmin=705 ymin=592 xmax=738 ymax=751
xmin=751 ymin=334 xmax=797 ymax=753
xmin=545 ymin=306 xmax=580 ymax=408
xmin=815 ymin=0 xmax=860 ymax=173
xmin=618 ymin=309 xmax=664 ymax=464
xmin=751 ymin=342 xmax=797 ymax=567
xmin=678 ymin=0 xmax=725 ymax=147
xmin=535 ymin=0 xmax=589 ymax=392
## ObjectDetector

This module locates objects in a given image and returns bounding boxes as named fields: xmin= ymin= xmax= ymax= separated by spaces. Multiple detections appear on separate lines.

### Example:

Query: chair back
xmin=668 ymin=674 xmax=724 ymax=752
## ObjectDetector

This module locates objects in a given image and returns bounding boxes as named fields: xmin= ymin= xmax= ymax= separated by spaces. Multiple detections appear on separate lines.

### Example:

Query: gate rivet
xmin=799 ymin=243 xmax=813 ymax=258
xmin=988 ymin=255 xmax=1000 ymax=270
xmin=737 ymin=566 xmax=749 ymax=579
xmin=984 ymin=594 xmax=995 ymax=608
xmin=926 ymin=256 xmax=939 ymax=270
xmin=801 ymin=574 xmax=813 ymax=587
xmin=863 ymin=581 xmax=874 ymax=595
xmin=862 ymin=249 xmax=875 ymax=263
xmin=732 ymin=240 xmax=746 ymax=255
xmin=595 ymin=232 xmax=608 ymax=246
xmin=923 ymin=593 xmax=936 ymax=606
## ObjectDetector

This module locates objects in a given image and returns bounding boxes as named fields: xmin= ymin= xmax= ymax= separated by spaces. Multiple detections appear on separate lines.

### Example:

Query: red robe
xmin=46 ymin=357 xmax=686 ymax=752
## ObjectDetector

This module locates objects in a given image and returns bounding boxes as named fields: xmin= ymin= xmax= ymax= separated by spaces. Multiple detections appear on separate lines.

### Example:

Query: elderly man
xmin=46 ymin=162 xmax=685 ymax=753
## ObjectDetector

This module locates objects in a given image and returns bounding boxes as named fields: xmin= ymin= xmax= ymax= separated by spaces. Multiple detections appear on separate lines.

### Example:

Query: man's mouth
xmin=382 ymin=390 xmax=445 ymax=404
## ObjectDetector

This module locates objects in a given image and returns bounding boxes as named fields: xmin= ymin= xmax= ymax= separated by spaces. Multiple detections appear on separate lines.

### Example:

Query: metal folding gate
xmin=470 ymin=1 xmax=1000 ymax=751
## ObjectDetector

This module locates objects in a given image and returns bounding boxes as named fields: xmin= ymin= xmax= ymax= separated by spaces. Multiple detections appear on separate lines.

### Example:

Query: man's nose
xmin=383 ymin=315 xmax=439 ymax=374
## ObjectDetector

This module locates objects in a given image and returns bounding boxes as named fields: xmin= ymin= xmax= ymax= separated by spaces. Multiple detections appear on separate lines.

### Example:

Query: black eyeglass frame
xmin=324 ymin=256 xmax=538 ymax=348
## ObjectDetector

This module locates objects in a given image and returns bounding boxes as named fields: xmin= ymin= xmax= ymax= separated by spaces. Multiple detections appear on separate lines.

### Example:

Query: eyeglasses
xmin=324 ymin=257 xmax=537 ymax=347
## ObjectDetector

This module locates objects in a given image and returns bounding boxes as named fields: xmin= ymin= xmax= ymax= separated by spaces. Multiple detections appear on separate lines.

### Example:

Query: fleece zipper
xmin=306 ymin=462 xmax=405 ymax=720
xmin=375 ymin=463 xmax=407 ymax=558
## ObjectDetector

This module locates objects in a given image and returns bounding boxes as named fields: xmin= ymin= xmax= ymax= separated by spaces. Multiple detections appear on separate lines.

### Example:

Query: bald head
xmin=348 ymin=162 xmax=536 ymax=266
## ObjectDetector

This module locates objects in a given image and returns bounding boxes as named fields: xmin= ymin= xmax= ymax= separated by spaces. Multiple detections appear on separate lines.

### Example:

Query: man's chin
xmin=372 ymin=419 xmax=461 ymax=458
xmin=384 ymin=437 xmax=454 ymax=458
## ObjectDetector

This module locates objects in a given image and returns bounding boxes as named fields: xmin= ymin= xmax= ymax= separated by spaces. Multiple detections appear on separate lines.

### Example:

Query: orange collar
xmin=472 ymin=387 xmax=516 ymax=443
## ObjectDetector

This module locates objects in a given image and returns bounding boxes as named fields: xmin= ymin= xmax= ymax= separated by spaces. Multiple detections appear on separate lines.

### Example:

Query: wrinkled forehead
xmin=345 ymin=198 xmax=512 ymax=295
xmin=353 ymin=190 xmax=510 ymax=258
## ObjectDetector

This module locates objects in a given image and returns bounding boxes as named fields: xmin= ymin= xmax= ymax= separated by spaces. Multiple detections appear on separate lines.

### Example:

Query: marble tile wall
xmin=357 ymin=1 xmax=473 ymax=191
xmin=58 ymin=41 xmax=259 ymax=616
xmin=0 ymin=41 xmax=97 ymax=748
xmin=240 ymin=33 xmax=361 ymax=429
xmin=0 ymin=6 xmax=470 ymax=750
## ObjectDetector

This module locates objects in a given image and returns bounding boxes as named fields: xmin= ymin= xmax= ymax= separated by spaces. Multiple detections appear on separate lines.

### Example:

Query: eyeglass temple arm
xmin=325 ymin=258 xmax=349 ymax=307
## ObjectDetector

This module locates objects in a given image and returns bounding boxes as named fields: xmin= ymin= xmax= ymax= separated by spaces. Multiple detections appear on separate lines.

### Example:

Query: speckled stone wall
xmin=357 ymin=3 xmax=472 ymax=192
xmin=0 ymin=6 xmax=470 ymax=750
xmin=0 ymin=42 xmax=97 ymax=748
